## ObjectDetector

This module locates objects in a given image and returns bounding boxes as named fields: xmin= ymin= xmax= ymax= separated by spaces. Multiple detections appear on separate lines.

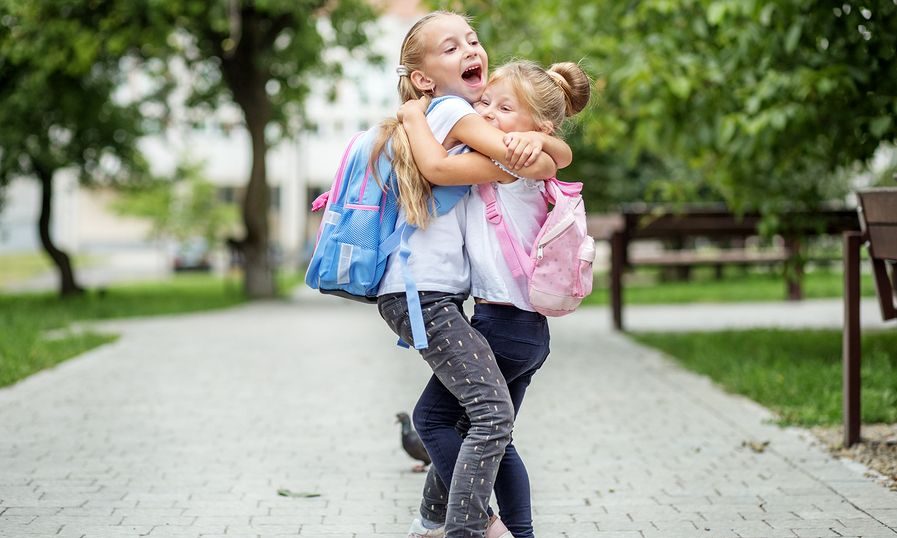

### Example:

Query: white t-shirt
xmin=378 ymin=97 xmax=477 ymax=296
xmin=466 ymin=180 xmax=548 ymax=310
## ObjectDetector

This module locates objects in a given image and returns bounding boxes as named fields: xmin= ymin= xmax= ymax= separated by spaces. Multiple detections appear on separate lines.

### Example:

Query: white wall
xmin=0 ymin=179 xmax=41 ymax=253
xmin=0 ymin=172 xmax=79 ymax=254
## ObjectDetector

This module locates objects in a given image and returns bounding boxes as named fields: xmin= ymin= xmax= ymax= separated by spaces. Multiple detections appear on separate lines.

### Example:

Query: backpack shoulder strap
xmin=544 ymin=177 xmax=584 ymax=202
xmin=396 ymin=222 xmax=429 ymax=349
xmin=432 ymin=185 xmax=469 ymax=216
xmin=477 ymin=183 xmax=533 ymax=278
xmin=538 ymin=178 xmax=586 ymax=247
xmin=424 ymin=96 xmax=471 ymax=217
xmin=393 ymin=185 xmax=466 ymax=350
xmin=388 ymin=96 xmax=473 ymax=350
xmin=427 ymin=95 xmax=466 ymax=113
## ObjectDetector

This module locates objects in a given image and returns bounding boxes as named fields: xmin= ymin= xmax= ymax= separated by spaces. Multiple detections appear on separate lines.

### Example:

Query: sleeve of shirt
xmin=426 ymin=96 xmax=477 ymax=145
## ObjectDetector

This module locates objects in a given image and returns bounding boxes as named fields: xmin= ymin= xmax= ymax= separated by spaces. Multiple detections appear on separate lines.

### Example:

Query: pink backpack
xmin=478 ymin=178 xmax=596 ymax=316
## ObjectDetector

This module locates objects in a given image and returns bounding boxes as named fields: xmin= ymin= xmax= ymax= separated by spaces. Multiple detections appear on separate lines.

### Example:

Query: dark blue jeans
xmin=414 ymin=303 xmax=550 ymax=538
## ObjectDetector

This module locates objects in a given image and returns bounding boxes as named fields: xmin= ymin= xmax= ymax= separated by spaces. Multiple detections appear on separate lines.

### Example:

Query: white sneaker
xmin=407 ymin=517 xmax=446 ymax=538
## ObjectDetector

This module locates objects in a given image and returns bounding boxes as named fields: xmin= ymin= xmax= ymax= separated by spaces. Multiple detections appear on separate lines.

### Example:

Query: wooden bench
xmin=842 ymin=188 xmax=897 ymax=447
xmin=630 ymin=249 xmax=787 ymax=267
xmin=603 ymin=205 xmax=861 ymax=331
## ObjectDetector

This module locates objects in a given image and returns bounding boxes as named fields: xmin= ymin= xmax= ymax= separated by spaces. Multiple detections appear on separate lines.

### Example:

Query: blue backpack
xmin=305 ymin=96 xmax=468 ymax=349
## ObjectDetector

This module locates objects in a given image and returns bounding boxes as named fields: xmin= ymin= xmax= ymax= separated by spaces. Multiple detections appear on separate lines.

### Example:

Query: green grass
xmin=631 ymin=329 xmax=897 ymax=426
xmin=0 ymin=272 xmax=302 ymax=388
xmin=582 ymin=266 xmax=877 ymax=305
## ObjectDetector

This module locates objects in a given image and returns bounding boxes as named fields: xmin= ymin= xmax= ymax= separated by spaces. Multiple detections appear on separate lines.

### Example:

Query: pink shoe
xmin=486 ymin=515 xmax=514 ymax=538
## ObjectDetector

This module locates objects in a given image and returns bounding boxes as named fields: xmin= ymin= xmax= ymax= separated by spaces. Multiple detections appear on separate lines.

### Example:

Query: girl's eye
xmin=470 ymin=40 xmax=479 ymax=46
xmin=501 ymin=106 xmax=512 ymax=112
xmin=445 ymin=46 xmax=457 ymax=53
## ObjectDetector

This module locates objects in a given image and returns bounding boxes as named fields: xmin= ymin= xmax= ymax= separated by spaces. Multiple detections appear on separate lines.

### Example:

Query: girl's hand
xmin=503 ymin=132 xmax=544 ymax=169
xmin=397 ymin=96 xmax=429 ymax=122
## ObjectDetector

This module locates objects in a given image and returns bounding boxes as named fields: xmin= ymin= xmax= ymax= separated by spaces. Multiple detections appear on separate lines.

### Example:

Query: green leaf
xmin=759 ymin=4 xmax=776 ymax=26
xmin=667 ymin=76 xmax=692 ymax=99
xmin=870 ymin=116 xmax=893 ymax=138
xmin=707 ymin=2 xmax=727 ymax=26
xmin=719 ymin=116 xmax=737 ymax=145
xmin=784 ymin=22 xmax=802 ymax=54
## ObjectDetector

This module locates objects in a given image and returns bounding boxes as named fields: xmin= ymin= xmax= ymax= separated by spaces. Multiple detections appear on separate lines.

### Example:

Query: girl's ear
xmin=410 ymin=70 xmax=435 ymax=93
xmin=538 ymin=120 xmax=556 ymax=134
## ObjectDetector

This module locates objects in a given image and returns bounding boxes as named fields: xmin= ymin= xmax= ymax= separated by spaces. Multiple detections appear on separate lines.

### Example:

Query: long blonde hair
xmin=490 ymin=60 xmax=592 ymax=138
xmin=369 ymin=12 xmax=469 ymax=229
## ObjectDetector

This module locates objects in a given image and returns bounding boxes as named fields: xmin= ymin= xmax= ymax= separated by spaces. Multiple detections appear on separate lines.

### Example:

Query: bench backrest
xmin=858 ymin=188 xmax=897 ymax=261
xmin=619 ymin=205 xmax=859 ymax=240
xmin=857 ymin=188 xmax=897 ymax=320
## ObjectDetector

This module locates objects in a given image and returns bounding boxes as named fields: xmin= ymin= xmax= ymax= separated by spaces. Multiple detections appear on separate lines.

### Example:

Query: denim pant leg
xmin=413 ymin=374 xmax=462 ymax=523
xmin=471 ymin=304 xmax=551 ymax=538
xmin=416 ymin=375 xmax=509 ymax=525
xmin=419 ymin=464 xmax=449 ymax=524
xmin=379 ymin=292 xmax=514 ymax=538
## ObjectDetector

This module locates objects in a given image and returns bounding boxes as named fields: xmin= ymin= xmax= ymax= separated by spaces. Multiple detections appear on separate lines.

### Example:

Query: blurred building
xmin=0 ymin=0 xmax=423 ymax=269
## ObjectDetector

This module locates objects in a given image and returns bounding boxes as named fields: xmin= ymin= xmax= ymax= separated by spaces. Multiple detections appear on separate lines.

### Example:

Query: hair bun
xmin=548 ymin=62 xmax=591 ymax=117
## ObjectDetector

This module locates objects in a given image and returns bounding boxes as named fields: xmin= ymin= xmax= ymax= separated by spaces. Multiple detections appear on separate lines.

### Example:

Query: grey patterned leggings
xmin=378 ymin=292 xmax=514 ymax=538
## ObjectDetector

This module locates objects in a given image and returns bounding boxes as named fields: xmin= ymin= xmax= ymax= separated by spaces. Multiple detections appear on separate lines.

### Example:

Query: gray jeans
xmin=378 ymin=292 xmax=514 ymax=538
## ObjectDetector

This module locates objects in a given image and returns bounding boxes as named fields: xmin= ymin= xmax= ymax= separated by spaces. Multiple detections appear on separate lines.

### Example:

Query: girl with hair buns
xmin=397 ymin=59 xmax=592 ymax=538
xmin=372 ymin=11 xmax=575 ymax=538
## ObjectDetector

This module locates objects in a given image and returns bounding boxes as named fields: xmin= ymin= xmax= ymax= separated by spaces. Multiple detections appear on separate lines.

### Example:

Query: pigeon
xmin=396 ymin=412 xmax=431 ymax=472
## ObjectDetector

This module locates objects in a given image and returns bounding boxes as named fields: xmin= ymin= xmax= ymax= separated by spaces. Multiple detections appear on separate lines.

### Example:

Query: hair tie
xmin=547 ymin=70 xmax=574 ymax=115
xmin=396 ymin=65 xmax=409 ymax=77
xmin=547 ymin=70 xmax=566 ymax=90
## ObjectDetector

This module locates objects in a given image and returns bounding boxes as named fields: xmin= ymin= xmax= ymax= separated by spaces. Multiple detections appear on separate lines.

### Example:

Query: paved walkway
xmin=1 ymin=292 xmax=896 ymax=538
xmin=585 ymin=297 xmax=894 ymax=333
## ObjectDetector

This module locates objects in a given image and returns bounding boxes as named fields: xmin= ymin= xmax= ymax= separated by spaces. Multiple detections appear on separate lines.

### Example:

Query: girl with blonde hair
xmin=372 ymin=11 xmax=574 ymax=538
xmin=398 ymin=59 xmax=592 ymax=538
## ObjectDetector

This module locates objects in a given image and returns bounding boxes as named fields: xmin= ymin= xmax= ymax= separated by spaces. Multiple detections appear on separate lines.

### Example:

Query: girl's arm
xmin=401 ymin=110 xmax=516 ymax=186
xmin=448 ymin=114 xmax=562 ymax=179
xmin=504 ymin=131 xmax=573 ymax=169
xmin=399 ymin=96 xmax=560 ymax=180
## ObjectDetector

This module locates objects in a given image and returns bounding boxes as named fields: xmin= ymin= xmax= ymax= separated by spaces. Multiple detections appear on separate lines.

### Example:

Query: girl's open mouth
xmin=462 ymin=65 xmax=483 ymax=86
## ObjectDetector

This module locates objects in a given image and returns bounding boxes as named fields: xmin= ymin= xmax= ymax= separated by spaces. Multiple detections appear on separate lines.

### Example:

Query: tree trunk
xmin=241 ymin=107 xmax=276 ymax=298
xmin=219 ymin=8 xmax=277 ymax=299
xmin=35 ymin=164 xmax=84 ymax=297
xmin=784 ymin=235 xmax=804 ymax=301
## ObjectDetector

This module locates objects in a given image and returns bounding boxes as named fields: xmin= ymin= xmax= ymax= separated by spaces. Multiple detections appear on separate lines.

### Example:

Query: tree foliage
xmin=112 ymin=160 xmax=240 ymax=246
xmin=449 ymin=0 xmax=897 ymax=216
xmin=0 ymin=0 xmax=170 ymax=186
xmin=143 ymin=0 xmax=379 ymax=298
xmin=0 ymin=0 xmax=155 ymax=295
xmin=153 ymin=0 xmax=379 ymax=137
xmin=1 ymin=0 xmax=379 ymax=298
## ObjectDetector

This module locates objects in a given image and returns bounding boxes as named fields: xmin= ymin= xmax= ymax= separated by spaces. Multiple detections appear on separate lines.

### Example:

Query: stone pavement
xmin=1 ymin=292 xmax=896 ymax=538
